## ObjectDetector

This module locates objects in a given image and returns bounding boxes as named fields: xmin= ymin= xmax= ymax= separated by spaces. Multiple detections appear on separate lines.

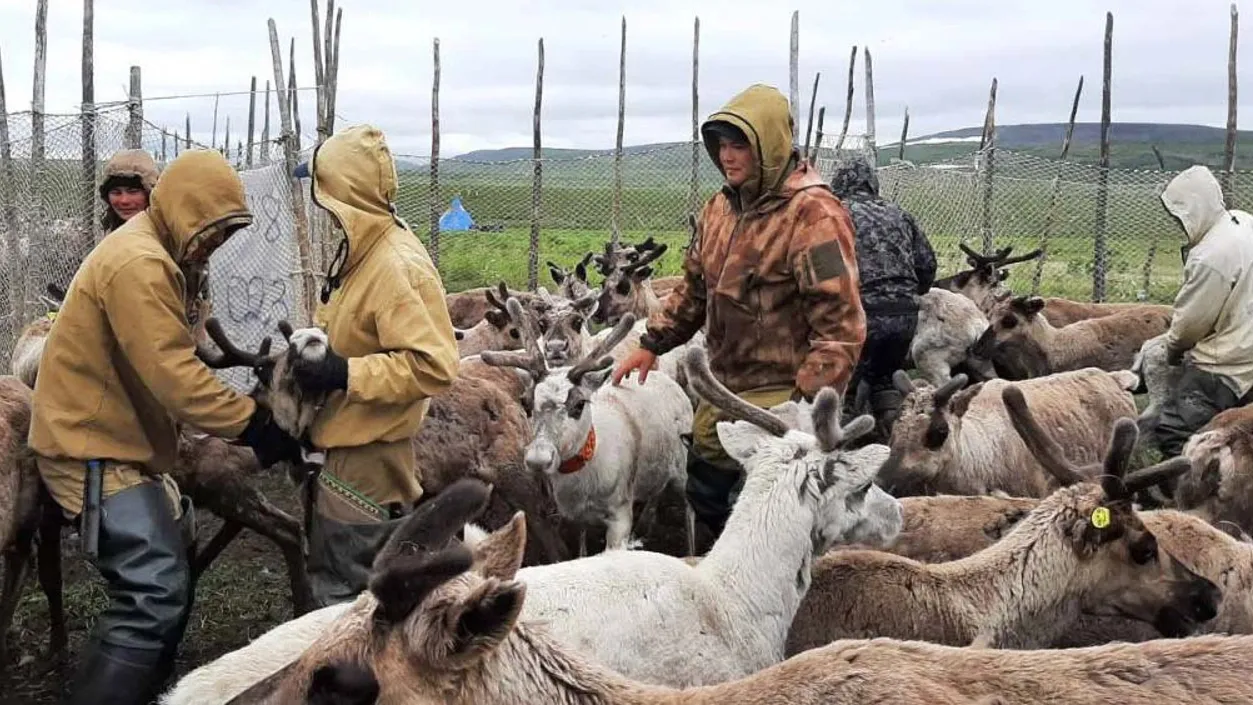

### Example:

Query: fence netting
xmin=3 ymin=104 xmax=1251 ymax=380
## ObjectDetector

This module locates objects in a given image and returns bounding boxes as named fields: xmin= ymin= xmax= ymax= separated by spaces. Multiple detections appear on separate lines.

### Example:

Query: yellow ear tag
xmin=1091 ymin=506 xmax=1111 ymax=529
xmin=45 ymin=311 xmax=57 ymax=321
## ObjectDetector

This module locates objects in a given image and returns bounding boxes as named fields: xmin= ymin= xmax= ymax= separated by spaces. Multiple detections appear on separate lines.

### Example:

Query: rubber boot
xmin=64 ymin=481 xmax=191 ymax=705
xmin=307 ymin=510 xmax=411 ymax=608
xmin=684 ymin=451 xmax=743 ymax=540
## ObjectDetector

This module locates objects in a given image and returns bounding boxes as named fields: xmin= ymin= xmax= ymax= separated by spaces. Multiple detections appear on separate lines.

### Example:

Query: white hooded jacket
xmin=1161 ymin=165 xmax=1253 ymax=397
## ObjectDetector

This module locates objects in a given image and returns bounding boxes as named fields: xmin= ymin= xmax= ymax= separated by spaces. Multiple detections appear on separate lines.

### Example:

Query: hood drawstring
xmin=322 ymin=237 xmax=349 ymax=304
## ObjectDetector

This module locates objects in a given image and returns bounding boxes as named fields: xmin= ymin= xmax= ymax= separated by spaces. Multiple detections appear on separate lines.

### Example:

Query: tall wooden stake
xmin=690 ymin=16 xmax=700 ymax=220
xmin=327 ymin=8 xmax=342 ymax=135
xmin=1225 ymin=3 xmax=1239 ymax=198
xmin=185 ymin=113 xmax=191 ymax=149
xmin=789 ymin=10 xmax=799 ymax=144
xmin=0 ymin=45 xmax=16 ymax=351
xmin=803 ymin=72 xmax=820 ymax=160
xmin=309 ymin=0 xmax=327 ymax=144
xmin=429 ymin=37 xmax=441 ymax=270
xmin=246 ymin=76 xmax=257 ymax=168
xmin=835 ymin=46 xmax=857 ymax=151
xmin=1032 ymin=76 xmax=1084 ymax=294
xmin=81 ymin=0 xmax=99 ymax=249
xmin=262 ymin=80 xmax=271 ymax=163
xmin=126 ymin=66 xmax=142 ymax=148
xmin=611 ymin=16 xmax=626 ymax=246
xmin=529 ymin=38 xmax=544 ymax=292
xmin=289 ymin=38 xmax=301 ymax=152
xmin=1093 ymin=11 xmax=1113 ymax=303
xmin=864 ymin=48 xmax=876 ymax=156
xmin=979 ymin=77 xmax=998 ymax=255
xmin=268 ymin=18 xmax=316 ymax=320
xmin=897 ymin=107 xmax=910 ymax=162
xmin=211 ymin=92 xmax=220 ymax=149
xmin=810 ymin=106 xmax=825 ymax=163
xmin=25 ymin=0 xmax=49 ymax=328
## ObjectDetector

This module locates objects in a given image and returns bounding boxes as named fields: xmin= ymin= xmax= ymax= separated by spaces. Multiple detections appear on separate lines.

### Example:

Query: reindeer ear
xmin=578 ymin=367 xmax=613 ymax=393
xmin=471 ymin=512 xmax=527 ymax=580
xmin=443 ymin=578 xmax=525 ymax=662
xmin=716 ymin=419 xmax=774 ymax=465
xmin=547 ymin=262 xmax=565 ymax=284
xmin=948 ymin=384 xmax=981 ymax=418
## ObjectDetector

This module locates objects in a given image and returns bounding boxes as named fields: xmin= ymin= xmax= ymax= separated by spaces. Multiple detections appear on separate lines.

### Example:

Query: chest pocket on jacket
xmin=753 ymin=261 xmax=798 ymax=316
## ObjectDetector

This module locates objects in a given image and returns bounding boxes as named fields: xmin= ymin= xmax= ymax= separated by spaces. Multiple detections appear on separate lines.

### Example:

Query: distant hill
xmin=402 ymin=122 xmax=1251 ymax=173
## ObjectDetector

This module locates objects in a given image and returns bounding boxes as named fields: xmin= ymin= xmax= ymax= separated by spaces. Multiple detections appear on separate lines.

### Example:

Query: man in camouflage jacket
xmin=830 ymin=155 xmax=937 ymax=442
xmin=613 ymin=83 xmax=866 ymax=539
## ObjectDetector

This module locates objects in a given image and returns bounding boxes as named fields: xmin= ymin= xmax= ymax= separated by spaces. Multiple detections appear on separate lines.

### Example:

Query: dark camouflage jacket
xmin=639 ymin=84 xmax=867 ymax=399
xmin=830 ymin=157 xmax=937 ymax=315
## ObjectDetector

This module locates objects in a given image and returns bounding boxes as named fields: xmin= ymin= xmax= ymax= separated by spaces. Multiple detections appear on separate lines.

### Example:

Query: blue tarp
xmin=438 ymin=196 xmax=475 ymax=231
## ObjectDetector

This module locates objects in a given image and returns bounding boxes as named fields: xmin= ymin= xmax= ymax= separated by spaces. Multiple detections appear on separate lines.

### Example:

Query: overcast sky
xmin=0 ymin=0 xmax=1248 ymax=158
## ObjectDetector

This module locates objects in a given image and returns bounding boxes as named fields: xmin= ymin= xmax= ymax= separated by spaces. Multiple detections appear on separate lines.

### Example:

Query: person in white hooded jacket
xmin=1156 ymin=164 xmax=1253 ymax=457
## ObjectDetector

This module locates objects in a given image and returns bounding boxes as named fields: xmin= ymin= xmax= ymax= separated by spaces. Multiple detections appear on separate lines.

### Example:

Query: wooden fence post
xmin=1093 ymin=12 xmax=1113 ymax=303
xmin=529 ymin=38 xmax=544 ymax=292
xmin=429 ymin=37 xmax=441 ymax=271
xmin=611 ymin=16 xmax=626 ymax=246
xmin=81 ymin=0 xmax=99 ymax=251
xmin=978 ymin=77 xmax=998 ymax=255
xmin=690 ymin=17 xmax=700 ymax=221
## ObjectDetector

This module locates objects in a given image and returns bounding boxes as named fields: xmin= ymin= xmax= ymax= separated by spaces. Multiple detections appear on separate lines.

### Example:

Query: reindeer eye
xmin=1131 ymin=534 xmax=1158 ymax=564
xmin=537 ymin=318 xmax=550 ymax=333
xmin=571 ymin=316 xmax=583 ymax=330
xmin=509 ymin=329 xmax=520 ymax=340
xmin=570 ymin=400 xmax=588 ymax=419
xmin=1000 ymin=315 xmax=1017 ymax=329
xmin=616 ymin=279 xmax=631 ymax=295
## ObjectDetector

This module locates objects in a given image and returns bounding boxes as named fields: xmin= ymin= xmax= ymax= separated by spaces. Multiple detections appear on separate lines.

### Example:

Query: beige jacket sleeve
xmin=102 ymin=255 xmax=257 ymax=437
xmin=345 ymin=274 xmax=459 ymax=405
xmin=1167 ymin=259 xmax=1228 ymax=359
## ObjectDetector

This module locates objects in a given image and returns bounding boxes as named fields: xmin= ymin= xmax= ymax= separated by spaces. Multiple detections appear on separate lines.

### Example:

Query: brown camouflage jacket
xmin=640 ymin=160 xmax=867 ymax=399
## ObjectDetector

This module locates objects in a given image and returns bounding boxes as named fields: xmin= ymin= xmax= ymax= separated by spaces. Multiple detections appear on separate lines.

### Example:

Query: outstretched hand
xmin=612 ymin=348 xmax=657 ymax=387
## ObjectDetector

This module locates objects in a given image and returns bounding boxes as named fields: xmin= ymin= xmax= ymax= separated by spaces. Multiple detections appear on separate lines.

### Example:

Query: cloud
xmin=0 ymin=0 xmax=1248 ymax=158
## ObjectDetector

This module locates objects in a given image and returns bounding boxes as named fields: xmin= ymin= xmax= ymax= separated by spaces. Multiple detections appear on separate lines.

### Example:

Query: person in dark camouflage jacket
xmin=830 ymin=155 xmax=937 ymax=442
xmin=612 ymin=83 xmax=867 ymax=541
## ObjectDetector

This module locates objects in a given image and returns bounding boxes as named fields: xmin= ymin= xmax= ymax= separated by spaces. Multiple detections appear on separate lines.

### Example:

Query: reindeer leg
xmin=0 ymin=543 xmax=31 ymax=668
xmin=191 ymin=521 xmax=245 ymax=579
xmin=36 ymin=498 xmax=65 ymax=661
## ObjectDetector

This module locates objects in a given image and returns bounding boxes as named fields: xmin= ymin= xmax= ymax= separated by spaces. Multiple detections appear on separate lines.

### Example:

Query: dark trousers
xmin=1156 ymin=364 xmax=1250 ymax=458
xmin=684 ymin=449 xmax=745 ymax=541
xmin=848 ymin=311 xmax=919 ymax=442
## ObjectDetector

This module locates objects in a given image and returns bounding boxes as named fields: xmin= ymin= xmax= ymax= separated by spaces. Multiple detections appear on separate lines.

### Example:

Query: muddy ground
xmin=0 ymin=469 xmax=303 ymax=705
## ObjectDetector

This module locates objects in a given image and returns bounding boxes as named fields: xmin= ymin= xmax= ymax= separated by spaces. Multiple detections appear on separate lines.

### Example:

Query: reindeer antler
xmin=683 ymin=346 xmax=791 ymax=437
xmin=811 ymin=387 xmax=876 ymax=453
xmin=622 ymin=242 xmax=669 ymax=275
xmin=479 ymin=297 xmax=548 ymax=381
xmin=198 ymin=317 xmax=272 ymax=369
xmin=566 ymin=312 xmax=636 ymax=384
xmin=999 ymin=248 xmax=1044 ymax=267
xmin=484 ymin=281 xmax=511 ymax=314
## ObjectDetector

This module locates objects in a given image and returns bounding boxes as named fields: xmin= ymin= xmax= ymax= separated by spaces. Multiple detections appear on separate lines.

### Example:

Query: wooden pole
xmin=897 ymin=107 xmax=910 ymax=162
xmin=262 ymin=80 xmax=271 ymax=163
xmin=246 ymin=76 xmax=257 ymax=168
xmin=802 ymin=72 xmax=820 ymax=160
xmin=1151 ymin=144 xmax=1166 ymax=170
xmin=224 ymin=116 xmax=232 ymax=159
xmin=529 ymin=38 xmax=544 ymax=292
xmin=611 ymin=16 xmax=627 ymax=246
xmin=185 ymin=113 xmax=191 ymax=149
xmin=327 ymin=8 xmax=342 ymax=135
xmin=835 ymin=46 xmax=857 ymax=151
xmin=161 ymin=131 xmax=168 ymax=163
xmin=126 ymin=66 xmax=142 ymax=149
xmin=289 ymin=38 xmax=301 ymax=152
xmin=81 ymin=0 xmax=99 ymax=250
xmin=211 ymin=92 xmax=220 ymax=150
xmin=1093 ymin=11 xmax=1113 ymax=303
xmin=309 ymin=0 xmax=327 ymax=144
xmin=979 ymin=77 xmax=998 ymax=255
xmin=269 ymin=18 xmax=317 ymax=320
xmin=1031 ymin=75 xmax=1084 ymax=295
xmin=0 ymin=45 xmax=16 ymax=352
xmin=789 ymin=10 xmax=799 ymax=145
xmin=429 ymin=37 xmax=441 ymax=271
xmin=810 ymin=106 xmax=825 ymax=163
xmin=25 ymin=0 xmax=49 ymax=329
xmin=1224 ymin=3 xmax=1239 ymax=199
xmin=864 ymin=48 xmax=876 ymax=157
xmin=690 ymin=16 xmax=700 ymax=220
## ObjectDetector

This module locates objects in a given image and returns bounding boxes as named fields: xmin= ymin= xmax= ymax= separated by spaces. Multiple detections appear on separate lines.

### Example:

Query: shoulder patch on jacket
xmin=803 ymin=239 xmax=848 ymax=284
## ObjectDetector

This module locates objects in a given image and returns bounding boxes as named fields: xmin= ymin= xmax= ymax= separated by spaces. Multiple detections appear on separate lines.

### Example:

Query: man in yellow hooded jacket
xmin=290 ymin=124 xmax=460 ymax=606
xmin=29 ymin=149 xmax=303 ymax=705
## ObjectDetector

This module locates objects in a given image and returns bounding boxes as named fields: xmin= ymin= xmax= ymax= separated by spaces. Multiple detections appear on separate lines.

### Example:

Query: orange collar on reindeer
xmin=559 ymin=426 xmax=598 ymax=474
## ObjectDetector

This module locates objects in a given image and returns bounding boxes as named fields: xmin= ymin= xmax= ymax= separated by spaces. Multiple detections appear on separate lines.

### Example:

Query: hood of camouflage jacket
xmin=829 ymin=155 xmax=880 ymax=199
xmin=702 ymin=84 xmax=799 ymax=211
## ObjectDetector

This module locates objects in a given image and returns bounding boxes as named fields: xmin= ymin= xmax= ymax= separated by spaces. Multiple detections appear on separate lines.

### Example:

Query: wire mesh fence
xmin=3 ymin=103 xmax=1252 ymax=380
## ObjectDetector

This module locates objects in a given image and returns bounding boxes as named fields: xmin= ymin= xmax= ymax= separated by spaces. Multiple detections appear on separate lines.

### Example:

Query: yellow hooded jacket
xmin=29 ymin=150 xmax=258 ymax=515
xmin=306 ymin=125 xmax=459 ymax=511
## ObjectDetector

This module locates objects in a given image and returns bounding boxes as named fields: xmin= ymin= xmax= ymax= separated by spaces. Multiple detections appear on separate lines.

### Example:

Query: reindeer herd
xmin=0 ymin=230 xmax=1248 ymax=703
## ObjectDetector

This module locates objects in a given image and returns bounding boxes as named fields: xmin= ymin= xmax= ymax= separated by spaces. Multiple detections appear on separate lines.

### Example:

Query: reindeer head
xmin=529 ymin=287 xmax=598 ymax=366
xmin=1001 ymin=384 xmax=1221 ymax=638
xmin=546 ymin=253 xmax=595 ymax=301
xmin=970 ymin=295 xmax=1051 ymax=379
xmin=479 ymin=297 xmax=635 ymax=478
xmin=197 ymin=317 xmax=330 ymax=440
xmin=942 ymin=244 xmax=1042 ymax=312
xmin=455 ymin=282 xmax=525 ymax=357
xmin=684 ymin=347 xmax=902 ymax=552
xmin=878 ymin=372 xmax=978 ymax=496
xmin=220 ymin=478 xmax=534 ymax=704
xmin=593 ymin=238 xmax=668 ymax=326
